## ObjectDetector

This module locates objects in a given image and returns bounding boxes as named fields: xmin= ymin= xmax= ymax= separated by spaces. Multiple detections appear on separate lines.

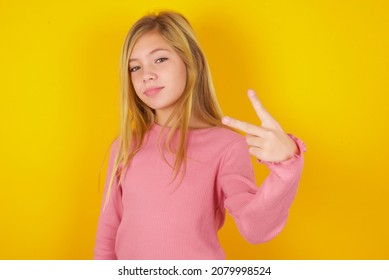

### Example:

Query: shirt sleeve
xmin=218 ymin=134 xmax=306 ymax=244
xmin=93 ymin=139 xmax=123 ymax=259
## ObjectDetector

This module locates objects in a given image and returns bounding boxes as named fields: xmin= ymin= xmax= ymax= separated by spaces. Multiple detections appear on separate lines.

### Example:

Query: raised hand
xmin=222 ymin=89 xmax=299 ymax=163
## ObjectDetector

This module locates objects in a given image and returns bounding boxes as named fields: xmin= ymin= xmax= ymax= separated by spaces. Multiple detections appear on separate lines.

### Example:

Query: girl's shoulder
xmin=189 ymin=125 xmax=245 ymax=146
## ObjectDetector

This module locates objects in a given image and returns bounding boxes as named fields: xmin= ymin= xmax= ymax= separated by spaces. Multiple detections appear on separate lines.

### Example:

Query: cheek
xmin=130 ymin=86 xmax=143 ymax=104
xmin=130 ymin=76 xmax=142 ymax=94
xmin=176 ymin=65 xmax=187 ymax=91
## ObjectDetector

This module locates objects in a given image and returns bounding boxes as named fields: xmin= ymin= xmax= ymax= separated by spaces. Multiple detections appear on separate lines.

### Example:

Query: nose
xmin=142 ymin=70 xmax=157 ymax=83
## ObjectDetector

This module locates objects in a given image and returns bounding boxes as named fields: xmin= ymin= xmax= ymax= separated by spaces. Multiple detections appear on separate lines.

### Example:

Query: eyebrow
xmin=129 ymin=48 xmax=170 ymax=62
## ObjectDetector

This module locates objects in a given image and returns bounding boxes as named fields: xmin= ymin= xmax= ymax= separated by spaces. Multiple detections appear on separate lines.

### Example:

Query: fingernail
xmin=222 ymin=117 xmax=230 ymax=124
xmin=248 ymin=89 xmax=255 ymax=97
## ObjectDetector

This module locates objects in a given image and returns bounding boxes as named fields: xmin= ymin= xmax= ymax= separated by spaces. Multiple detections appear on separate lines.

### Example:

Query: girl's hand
xmin=222 ymin=89 xmax=299 ymax=163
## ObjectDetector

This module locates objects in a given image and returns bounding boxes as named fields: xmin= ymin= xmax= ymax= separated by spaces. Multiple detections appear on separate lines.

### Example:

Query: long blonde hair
xmin=102 ymin=10 xmax=227 ymax=209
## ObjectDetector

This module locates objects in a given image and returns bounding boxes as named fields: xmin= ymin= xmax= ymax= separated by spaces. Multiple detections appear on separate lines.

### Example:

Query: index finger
xmin=248 ymin=89 xmax=273 ymax=123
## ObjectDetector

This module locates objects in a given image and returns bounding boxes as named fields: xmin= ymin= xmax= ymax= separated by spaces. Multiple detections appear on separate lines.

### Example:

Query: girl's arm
xmin=94 ymin=139 xmax=123 ymax=259
xmin=218 ymin=134 xmax=305 ymax=244
xmin=220 ymin=89 xmax=306 ymax=243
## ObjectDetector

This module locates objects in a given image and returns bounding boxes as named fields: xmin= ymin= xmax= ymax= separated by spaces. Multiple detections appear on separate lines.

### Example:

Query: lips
xmin=144 ymin=86 xmax=164 ymax=96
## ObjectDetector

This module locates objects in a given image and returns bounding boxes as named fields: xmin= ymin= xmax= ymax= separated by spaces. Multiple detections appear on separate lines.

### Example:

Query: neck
xmin=155 ymin=114 xmax=211 ymax=129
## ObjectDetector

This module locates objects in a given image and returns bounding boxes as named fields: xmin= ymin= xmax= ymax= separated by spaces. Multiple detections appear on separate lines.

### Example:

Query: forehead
xmin=130 ymin=31 xmax=172 ymax=57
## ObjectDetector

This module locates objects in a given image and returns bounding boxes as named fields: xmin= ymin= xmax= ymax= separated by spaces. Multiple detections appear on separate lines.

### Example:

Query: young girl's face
xmin=129 ymin=31 xmax=187 ymax=125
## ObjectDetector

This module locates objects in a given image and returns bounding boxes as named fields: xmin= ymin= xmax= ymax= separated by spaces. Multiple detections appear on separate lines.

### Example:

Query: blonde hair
xmin=102 ymin=10 xmax=227 ymax=210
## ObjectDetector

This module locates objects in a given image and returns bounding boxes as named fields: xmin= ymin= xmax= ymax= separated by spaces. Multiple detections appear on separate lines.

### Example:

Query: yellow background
xmin=1 ymin=0 xmax=388 ymax=259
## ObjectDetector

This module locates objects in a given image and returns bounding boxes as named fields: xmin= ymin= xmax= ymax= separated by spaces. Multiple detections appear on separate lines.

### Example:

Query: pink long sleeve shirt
xmin=94 ymin=124 xmax=306 ymax=259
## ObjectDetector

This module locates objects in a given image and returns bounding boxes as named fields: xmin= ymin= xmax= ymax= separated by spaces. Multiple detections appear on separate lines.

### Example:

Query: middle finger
xmin=222 ymin=116 xmax=265 ymax=136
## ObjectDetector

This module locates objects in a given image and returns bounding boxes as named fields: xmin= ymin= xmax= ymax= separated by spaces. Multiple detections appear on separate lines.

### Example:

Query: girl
xmin=94 ymin=10 xmax=306 ymax=260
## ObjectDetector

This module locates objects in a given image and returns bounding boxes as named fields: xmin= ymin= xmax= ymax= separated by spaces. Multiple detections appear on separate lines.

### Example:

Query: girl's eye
xmin=155 ymin=57 xmax=168 ymax=63
xmin=129 ymin=66 xmax=140 ymax=73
